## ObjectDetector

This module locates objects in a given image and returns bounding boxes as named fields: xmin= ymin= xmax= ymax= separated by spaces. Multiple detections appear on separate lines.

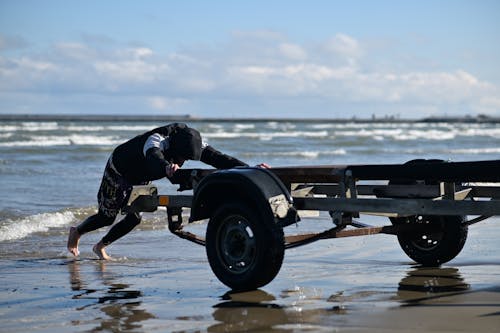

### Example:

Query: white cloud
xmin=324 ymin=33 xmax=363 ymax=63
xmin=93 ymin=59 xmax=164 ymax=83
xmin=148 ymin=96 xmax=167 ymax=110
xmin=0 ymin=31 xmax=498 ymax=117
xmin=147 ymin=96 xmax=189 ymax=111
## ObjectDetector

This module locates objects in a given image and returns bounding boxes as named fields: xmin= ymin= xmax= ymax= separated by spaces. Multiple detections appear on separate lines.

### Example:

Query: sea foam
xmin=0 ymin=135 xmax=122 ymax=147
xmin=0 ymin=211 xmax=76 ymax=241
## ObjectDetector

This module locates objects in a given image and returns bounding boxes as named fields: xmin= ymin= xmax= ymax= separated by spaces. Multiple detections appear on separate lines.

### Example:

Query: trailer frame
xmin=123 ymin=159 xmax=500 ymax=290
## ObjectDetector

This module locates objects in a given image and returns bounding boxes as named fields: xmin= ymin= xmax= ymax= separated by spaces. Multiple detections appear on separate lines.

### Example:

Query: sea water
xmin=1 ymin=119 xmax=499 ymax=332
xmin=1 ymin=119 xmax=499 ymax=242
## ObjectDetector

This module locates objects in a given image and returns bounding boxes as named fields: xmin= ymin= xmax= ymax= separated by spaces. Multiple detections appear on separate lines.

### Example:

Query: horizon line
xmin=0 ymin=113 xmax=499 ymax=123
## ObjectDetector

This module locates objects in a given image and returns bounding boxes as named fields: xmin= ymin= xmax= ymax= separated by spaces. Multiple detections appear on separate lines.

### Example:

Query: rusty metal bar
xmin=285 ymin=225 xmax=396 ymax=249
xmin=172 ymin=229 xmax=206 ymax=246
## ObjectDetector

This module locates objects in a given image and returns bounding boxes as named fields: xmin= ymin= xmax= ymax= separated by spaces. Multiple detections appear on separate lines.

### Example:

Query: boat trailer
xmin=124 ymin=159 xmax=500 ymax=291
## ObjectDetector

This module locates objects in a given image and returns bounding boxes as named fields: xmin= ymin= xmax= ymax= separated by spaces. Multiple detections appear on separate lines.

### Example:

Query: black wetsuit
xmin=77 ymin=123 xmax=247 ymax=245
xmin=113 ymin=123 xmax=247 ymax=184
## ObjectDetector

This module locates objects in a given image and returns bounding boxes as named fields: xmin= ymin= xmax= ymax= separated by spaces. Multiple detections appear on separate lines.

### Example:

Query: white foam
xmin=256 ymin=149 xmax=346 ymax=158
xmin=106 ymin=125 xmax=157 ymax=132
xmin=207 ymin=123 xmax=224 ymax=129
xmin=0 ymin=125 xmax=19 ymax=132
xmin=0 ymin=211 xmax=76 ymax=241
xmin=61 ymin=124 xmax=154 ymax=132
xmin=21 ymin=122 xmax=59 ymax=131
xmin=0 ymin=135 xmax=122 ymax=147
xmin=0 ymin=122 xmax=59 ymax=132
xmin=334 ymin=128 xmax=461 ymax=141
xmin=233 ymin=123 xmax=255 ymax=130
xmin=449 ymin=147 xmax=500 ymax=154
xmin=204 ymin=130 xmax=329 ymax=140
xmin=394 ymin=130 xmax=456 ymax=141
xmin=265 ymin=122 xmax=297 ymax=130
xmin=63 ymin=125 xmax=107 ymax=132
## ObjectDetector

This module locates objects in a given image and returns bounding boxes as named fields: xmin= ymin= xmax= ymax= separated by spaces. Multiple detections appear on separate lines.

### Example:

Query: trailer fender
xmin=189 ymin=167 xmax=297 ymax=226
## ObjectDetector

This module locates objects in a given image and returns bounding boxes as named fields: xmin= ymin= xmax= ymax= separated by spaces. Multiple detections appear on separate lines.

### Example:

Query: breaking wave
xmin=204 ymin=130 xmax=330 ymax=140
xmin=248 ymin=149 xmax=347 ymax=158
xmin=0 ymin=210 xmax=79 ymax=242
xmin=0 ymin=135 xmax=122 ymax=147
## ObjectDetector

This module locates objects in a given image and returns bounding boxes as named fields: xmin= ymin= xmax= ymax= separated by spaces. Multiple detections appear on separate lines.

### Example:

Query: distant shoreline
xmin=1 ymin=113 xmax=499 ymax=123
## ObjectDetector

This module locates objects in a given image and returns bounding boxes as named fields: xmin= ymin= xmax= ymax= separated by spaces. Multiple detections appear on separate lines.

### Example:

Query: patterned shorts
xmin=97 ymin=156 xmax=145 ymax=218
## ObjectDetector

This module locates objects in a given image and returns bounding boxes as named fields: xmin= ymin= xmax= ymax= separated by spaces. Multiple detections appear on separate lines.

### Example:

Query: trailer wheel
xmin=391 ymin=215 xmax=468 ymax=266
xmin=386 ymin=159 xmax=468 ymax=266
xmin=206 ymin=202 xmax=284 ymax=291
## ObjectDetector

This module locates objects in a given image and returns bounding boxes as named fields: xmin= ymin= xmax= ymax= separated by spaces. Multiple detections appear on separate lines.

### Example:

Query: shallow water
xmin=0 ymin=214 xmax=499 ymax=332
xmin=1 ymin=119 xmax=499 ymax=331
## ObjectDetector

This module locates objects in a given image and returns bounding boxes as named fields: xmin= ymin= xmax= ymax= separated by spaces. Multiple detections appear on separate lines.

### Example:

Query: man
xmin=67 ymin=123 xmax=268 ymax=260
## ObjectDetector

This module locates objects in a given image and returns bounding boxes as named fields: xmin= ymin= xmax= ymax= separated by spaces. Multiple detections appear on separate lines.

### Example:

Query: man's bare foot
xmin=67 ymin=226 xmax=80 ymax=257
xmin=93 ymin=241 xmax=112 ymax=260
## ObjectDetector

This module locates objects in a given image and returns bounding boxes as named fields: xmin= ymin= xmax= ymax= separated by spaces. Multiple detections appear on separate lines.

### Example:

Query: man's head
xmin=169 ymin=127 xmax=202 ymax=164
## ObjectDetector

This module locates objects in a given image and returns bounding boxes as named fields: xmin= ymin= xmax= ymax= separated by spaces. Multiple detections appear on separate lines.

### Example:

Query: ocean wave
xmin=0 ymin=135 xmax=122 ymax=147
xmin=0 ymin=125 xmax=18 ymax=132
xmin=204 ymin=130 xmax=329 ymax=140
xmin=334 ymin=128 xmax=462 ymax=141
xmin=394 ymin=130 xmax=457 ymax=141
xmin=0 ymin=210 xmax=76 ymax=242
xmin=233 ymin=123 xmax=256 ymax=130
xmin=245 ymin=149 xmax=346 ymax=158
xmin=265 ymin=122 xmax=297 ymax=130
xmin=0 ymin=122 xmax=59 ymax=132
xmin=0 ymin=123 xmax=156 ymax=134
xmin=449 ymin=147 xmax=500 ymax=154
xmin=59 ymin=124 xmax=155 ymax=132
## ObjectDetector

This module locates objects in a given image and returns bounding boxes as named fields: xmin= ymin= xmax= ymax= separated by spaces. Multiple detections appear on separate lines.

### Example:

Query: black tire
xmin=391 ymin=215 xmax=468 ymax=266
xmin=206 ymin=202 xmax=284 ymax=291
xmin=389 ymin=159 xmax=468 ymax=266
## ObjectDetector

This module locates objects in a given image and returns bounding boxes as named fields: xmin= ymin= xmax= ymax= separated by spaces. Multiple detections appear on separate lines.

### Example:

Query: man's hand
xmin=256 ymin=163 xmax=271 ymax=169
xmin=166 ymin=163 xmax=180 ymax=178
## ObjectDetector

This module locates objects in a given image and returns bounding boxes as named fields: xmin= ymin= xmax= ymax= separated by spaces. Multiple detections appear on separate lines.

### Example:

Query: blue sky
xmin=1 ymin=0 xmax=499 ymax=118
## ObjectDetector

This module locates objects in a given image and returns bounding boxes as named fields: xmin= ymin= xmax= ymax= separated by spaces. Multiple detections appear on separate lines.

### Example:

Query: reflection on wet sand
xmin=397 ymin=267 xmax=470 ymax=303
xmin=66 ymin=260 xmax=485 ymax=332
xmin=208 ymin=266 xmax=473 ymax=332
xmin=209 ymin=285 xmax=377 ymax=332
xmin=67 ymin=260 xmax=155 ymax=332
xmin=209 ymin=290 xmax=328 ymax=332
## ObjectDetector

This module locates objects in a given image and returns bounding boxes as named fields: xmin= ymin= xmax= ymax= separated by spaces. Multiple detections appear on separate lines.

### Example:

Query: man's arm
xmin=143 ymin=133 xmax=173 ymax=178
xmin=144 ymin=147 xmax=172 ymax=178
xmin=200 ymin=145 xmax=248 ymax=169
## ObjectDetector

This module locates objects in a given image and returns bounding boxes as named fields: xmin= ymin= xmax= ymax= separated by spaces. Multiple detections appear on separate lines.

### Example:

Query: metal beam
xmin=293 ymin=197 xmax=500 ymax=216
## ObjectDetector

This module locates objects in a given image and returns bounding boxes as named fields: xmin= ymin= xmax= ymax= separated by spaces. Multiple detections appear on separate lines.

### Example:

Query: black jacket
xmin=112 ymin=123 xmax=247 ymax=184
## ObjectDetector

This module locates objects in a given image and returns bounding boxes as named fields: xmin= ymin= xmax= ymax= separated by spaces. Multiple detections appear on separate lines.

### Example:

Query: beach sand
xmin=1 ymin=214 xmax=499 ymax=332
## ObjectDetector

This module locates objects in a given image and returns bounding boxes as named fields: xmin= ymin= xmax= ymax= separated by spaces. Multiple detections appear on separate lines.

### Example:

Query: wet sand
xmin=1 ymin=216 xmax=499 ymax=332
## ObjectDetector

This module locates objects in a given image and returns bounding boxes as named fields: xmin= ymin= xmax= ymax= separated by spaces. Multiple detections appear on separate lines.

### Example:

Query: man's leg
xmin=93 ymin=212 xmax=142 ymax=260
xmin=67 ymin=212 xmax=115 ymax=256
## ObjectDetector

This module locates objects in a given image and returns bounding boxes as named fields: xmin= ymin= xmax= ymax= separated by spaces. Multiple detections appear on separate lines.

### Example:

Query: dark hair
xmin=169 ymin=127 xmax=202 ymax=160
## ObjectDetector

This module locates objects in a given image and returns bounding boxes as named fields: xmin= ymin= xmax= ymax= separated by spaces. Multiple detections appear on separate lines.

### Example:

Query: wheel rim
xmin=217 ymin=215 xmax=256 ymax=274
xmin=407 ymin=215 xmax=444 ymax=251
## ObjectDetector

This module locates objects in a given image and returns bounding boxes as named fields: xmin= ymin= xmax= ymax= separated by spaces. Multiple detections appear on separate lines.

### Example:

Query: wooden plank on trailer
xmin=432 ymin=188 xmax=472 ymax=201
